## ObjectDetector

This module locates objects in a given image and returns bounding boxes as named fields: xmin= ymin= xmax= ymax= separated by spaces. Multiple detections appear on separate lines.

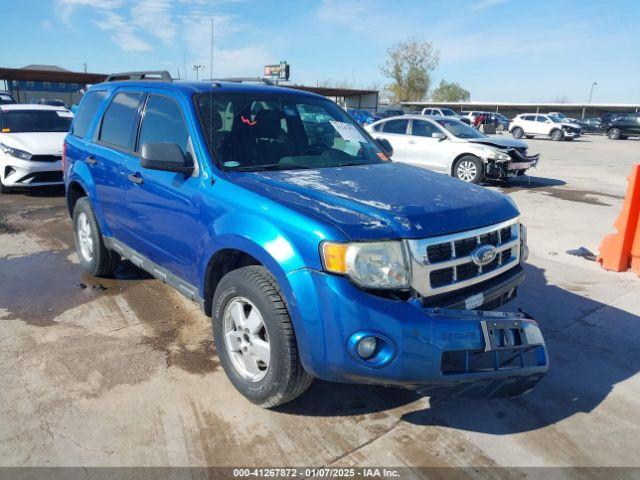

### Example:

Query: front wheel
xmin=608 ymin=128 xmax=621 ymax=140
xmin=550 ymin=129 xmax=564 ymax=141
xmin=454 ymin=156 xmax=484 ymax=184
xmin=512 ymin=127 xmax=524 ymax=139
xmin=213 ymin=266 xmax=313 ymax=408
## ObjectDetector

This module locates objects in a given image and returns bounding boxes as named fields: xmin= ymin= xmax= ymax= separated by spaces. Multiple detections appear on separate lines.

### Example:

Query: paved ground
xmin=1 ymin=134 xmax=639 ymax=470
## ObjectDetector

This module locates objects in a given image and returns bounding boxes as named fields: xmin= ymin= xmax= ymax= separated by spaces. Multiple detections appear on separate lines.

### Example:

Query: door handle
xmin=128 ymin=173 xmax=143 ymax=185
xmin=84 ymin=155 xmax=97 ymax=165
xmin=408 ymin=140 xmax=417 ymax=144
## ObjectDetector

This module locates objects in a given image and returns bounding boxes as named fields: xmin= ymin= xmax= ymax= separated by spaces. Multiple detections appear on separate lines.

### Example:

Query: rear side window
xmin=382 ymin=119 xmax=408 ymax=134
xmin=138 ymin=95 xmax=190 ymax=155
xmin=72 ymin=90 xmax=106 ymax=138
xmin=99 ymin=92 xmax=142 ymax=150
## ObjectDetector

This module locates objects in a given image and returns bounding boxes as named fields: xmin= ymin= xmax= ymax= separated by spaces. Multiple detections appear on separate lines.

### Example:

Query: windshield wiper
xmin=230 ymin=163 xmax=313 ymax=172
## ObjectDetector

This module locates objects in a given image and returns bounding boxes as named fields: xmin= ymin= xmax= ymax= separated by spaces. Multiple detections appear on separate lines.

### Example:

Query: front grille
xmin=30 ymin=155 xmax=61 ymax=162
xmin=407 ymin=219 xmax=520 ymax=297
xmin=18 ymin=171 xmax=63 ymax=184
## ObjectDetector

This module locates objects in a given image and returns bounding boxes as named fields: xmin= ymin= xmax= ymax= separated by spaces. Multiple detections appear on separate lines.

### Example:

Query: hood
xmin=229 ymin=162 xmax=519 ymax=241
xmin=0 ymin=132 xmax=66 ymax=155
xmin=467 ymin=137 xmax=528 ymax=149
xmin=561 ymin=122 xmax=581 ymax=129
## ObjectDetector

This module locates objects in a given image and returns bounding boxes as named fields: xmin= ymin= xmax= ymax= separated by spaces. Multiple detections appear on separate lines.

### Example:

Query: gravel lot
xmin=1 ymin=134 xmax=639 ymax=470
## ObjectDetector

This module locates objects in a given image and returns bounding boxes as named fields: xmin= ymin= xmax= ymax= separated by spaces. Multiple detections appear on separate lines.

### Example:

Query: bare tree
xmin=380 ymin=37 xmax=439 ymax=102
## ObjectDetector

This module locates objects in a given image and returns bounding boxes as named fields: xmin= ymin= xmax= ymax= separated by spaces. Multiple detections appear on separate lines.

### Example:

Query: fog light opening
xmin=356 ymin=336 xmax=378 ymax=359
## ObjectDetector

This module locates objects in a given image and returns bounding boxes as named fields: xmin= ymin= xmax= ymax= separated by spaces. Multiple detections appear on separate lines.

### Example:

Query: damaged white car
xmin=366 ymin=115 xmax=540 ymax=184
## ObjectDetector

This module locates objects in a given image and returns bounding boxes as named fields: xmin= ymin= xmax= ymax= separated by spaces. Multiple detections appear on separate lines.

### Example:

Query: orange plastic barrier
xmin=631 ymin=207 xmax=640 ymax=276
xmin=597 ymin=164 xmax=640 ymax=272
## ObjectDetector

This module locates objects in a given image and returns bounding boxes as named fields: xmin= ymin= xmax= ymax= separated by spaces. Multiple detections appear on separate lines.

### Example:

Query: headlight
xmin=487 ymin=149 xmax=511 ymax=161
xmin=321 ymin=241 xmax=410 ymax=289
xmin=0 ymin=143 xmax=32 ymax=160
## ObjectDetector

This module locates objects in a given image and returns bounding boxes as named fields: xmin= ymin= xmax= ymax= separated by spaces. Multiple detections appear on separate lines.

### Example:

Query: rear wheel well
xmin=203 ymin=249 xmax=262 ymax=316
xmin=66 ymin=181 xmax=87 ymax=217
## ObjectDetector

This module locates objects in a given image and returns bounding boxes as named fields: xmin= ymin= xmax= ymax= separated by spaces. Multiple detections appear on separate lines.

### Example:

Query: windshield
xmin=195 ymin=92 xmax=389 ymax=171
xmin=440 ymin=108 xmax=457 ymax=116
xmin=435 ymin=118 xmax=487 ymax=139
xmin=1 ymin=109 xmax=72 ymax=133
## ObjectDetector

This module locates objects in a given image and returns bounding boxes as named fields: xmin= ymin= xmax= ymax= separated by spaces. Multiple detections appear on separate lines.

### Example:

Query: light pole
xmin=193 ymin=64 xmax=204 ymax=80
xmin=582 ymin=82 xmax=597 ymax=119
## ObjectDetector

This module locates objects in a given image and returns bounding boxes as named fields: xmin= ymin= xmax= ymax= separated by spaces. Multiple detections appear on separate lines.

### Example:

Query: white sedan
xmin=365 ymin=115 xmax=539 ymax=184
xmin=0 ymin=104 xmax=73 ymax=193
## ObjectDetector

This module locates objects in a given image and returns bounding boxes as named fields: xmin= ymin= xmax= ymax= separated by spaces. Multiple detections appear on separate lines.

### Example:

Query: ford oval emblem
xmin=470 ymin=244 xmax=497 ymax=266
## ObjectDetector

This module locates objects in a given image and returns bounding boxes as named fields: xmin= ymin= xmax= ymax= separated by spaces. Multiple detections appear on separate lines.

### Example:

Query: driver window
xmin=412 ymin=120 xmax=440 ymax=138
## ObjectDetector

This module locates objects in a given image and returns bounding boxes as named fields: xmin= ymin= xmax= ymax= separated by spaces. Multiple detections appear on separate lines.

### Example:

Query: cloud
xmin=469 ymin=0 xmax=508 ymax=11
xmin=93 ymin=11 xmax=152 ymax=52
xmin=131 ymin=0 xmax=176 ymax=45
xmin=41 ymin=20 xmax=53 ymax=30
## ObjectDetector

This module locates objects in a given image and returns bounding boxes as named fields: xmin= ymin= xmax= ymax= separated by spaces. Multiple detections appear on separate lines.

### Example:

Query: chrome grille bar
xmin=405 ymin=218 xmax=520 ymax=297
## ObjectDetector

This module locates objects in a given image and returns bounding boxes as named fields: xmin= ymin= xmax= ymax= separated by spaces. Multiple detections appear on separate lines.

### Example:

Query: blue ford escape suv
xmin=63 ymin=71 xmax=548 ymax=407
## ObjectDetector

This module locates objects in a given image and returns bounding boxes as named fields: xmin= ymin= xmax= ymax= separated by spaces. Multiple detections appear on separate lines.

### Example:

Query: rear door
xmin=121 ymin=92 xmax=204 ymax=284
xmin=373 ymin=118 xmax=410 ymax=161
xmin=519 ymin=115 xmax=536 ymax=133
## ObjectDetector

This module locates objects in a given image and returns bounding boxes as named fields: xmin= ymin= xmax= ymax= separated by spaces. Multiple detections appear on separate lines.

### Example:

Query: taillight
xmin=61 ymin=141 xmax=67 ymax=172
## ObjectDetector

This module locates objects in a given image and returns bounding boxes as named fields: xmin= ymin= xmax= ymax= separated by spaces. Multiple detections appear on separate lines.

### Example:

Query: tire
xmin=512 ymin=127 xmax=524 ymax=139
xmin=73 ymin=197 xmax=119 ymax=277
xmin=453 ymin=155 xmax=484 ymax=184
xmin=212 ymin=266 xmax=313 ymax=408
xmin=0 ymin=176 xmax=13 ymax=194
xmin=608 ymin=128 xmax=621 ymax=140
xmin=550 ymin=129 xmax=563 ymax=141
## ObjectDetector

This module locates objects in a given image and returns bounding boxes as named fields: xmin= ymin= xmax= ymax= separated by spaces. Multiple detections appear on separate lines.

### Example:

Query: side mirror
xmin=431 ymin=132 xmax=447 ymax=141
xmin=376 ymin=138 xmax=393 ymax=157
xmin=140 ymin=142 xmax=193 ymax=174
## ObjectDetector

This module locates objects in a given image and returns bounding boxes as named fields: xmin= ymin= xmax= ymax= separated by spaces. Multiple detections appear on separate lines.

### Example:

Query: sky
xmin=3 ymin=0 xmax=640 ymax=103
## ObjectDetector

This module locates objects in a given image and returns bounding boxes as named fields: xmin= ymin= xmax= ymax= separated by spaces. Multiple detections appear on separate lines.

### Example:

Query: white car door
xmin=402 ymin=119 xmax=451 ymax=172
xmin=370 ymin=118 xmax=410 ymax=161
xmin=535 ymin=115 xmax=552 ymax=134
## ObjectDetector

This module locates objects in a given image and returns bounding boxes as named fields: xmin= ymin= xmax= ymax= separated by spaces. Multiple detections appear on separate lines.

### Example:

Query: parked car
xmin=0 ymin=104 xmax=73 ymax=193
xmin=421 ymin=107 xmax=471 ymax=125
xmin=601 ymin=112 xmax=640 ymax=139
xmin=346 ymin=108 xmax=381 ymax=125
xmin=366 ymin=115 xmax=539 ymax=184
xmin=573 ymin=117 xmax=602 ymax=134
xmin=64 ymin=73 xmax=547 ymax=407
xmin=494 ymin=113 xmax=510 ymax=131
xmin=509 ymin=113 xmax=581 ymax=141
xmin=463 ymin=111 xmax=493 ymax=126
xmin=0 ymin=91 xmax=17 ymax=105
xmin=379 ymin=109 xmax=405 ymax=118
xmin=36 ymin=98 xmax=68 ymax=108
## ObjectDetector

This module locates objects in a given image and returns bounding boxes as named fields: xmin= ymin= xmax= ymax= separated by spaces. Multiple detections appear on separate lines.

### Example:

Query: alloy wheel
xmin=456 ymin=160 xmax=477 ymax=182
xmin=76 ymin=212 xmax=94 ymax=262
xmin=223 ymin=297 xmax=270 ymax=382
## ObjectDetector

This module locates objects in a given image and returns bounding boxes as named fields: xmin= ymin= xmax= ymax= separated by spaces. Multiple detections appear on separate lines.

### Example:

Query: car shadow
xmin=279 ymin=263 xmax=640 ymax=434
xmin=486 ymin=176 xmax=567 ymax=189
xmin=400 ymin=262 xmax=640 ymax=433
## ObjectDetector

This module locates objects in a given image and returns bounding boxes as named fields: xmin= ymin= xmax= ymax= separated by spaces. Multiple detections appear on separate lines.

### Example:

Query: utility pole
xmin=82 ymin=62 xmax=87 ymax=73
xmin=582 ymin=81 xmax=597 ymax=119
xmin=193 ymin=64 xmax=204 ymax=80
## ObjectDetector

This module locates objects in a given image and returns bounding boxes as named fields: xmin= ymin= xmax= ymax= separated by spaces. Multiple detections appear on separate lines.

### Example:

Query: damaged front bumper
xmin=287 ymin=268 xmax=549 ymax=399
xmin=486 ymin=150 xmax=540 ymax=179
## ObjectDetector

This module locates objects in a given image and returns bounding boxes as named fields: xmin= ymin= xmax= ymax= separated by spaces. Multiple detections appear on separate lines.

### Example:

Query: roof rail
xmin=105 ymin=71 xmax=172 ymax=82
xmin=212 ymin=77 xmax=275 ymax=86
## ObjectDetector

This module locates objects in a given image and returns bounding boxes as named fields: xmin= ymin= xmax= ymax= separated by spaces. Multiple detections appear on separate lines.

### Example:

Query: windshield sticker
xmin=330 ymin=121 xmax=367 ymax=143
xmin=224 ymin=161 xmax=240 ymax=168
xmin=240 ymin=115 xmax=256 ymax=126
xmin=377 ymin=152 xmax=389 ymax=161
xmin=2 ymin=128 xmax=10 ymax=133
xmin=56 ymin=111 xmax=73 ymax=118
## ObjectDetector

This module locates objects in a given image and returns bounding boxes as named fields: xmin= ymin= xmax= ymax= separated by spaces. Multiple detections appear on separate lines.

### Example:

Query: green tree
xmin=380 ymin=37 xmax=439 ymax=102
xmin=431 ymin=80 xmax=471 ymax=102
